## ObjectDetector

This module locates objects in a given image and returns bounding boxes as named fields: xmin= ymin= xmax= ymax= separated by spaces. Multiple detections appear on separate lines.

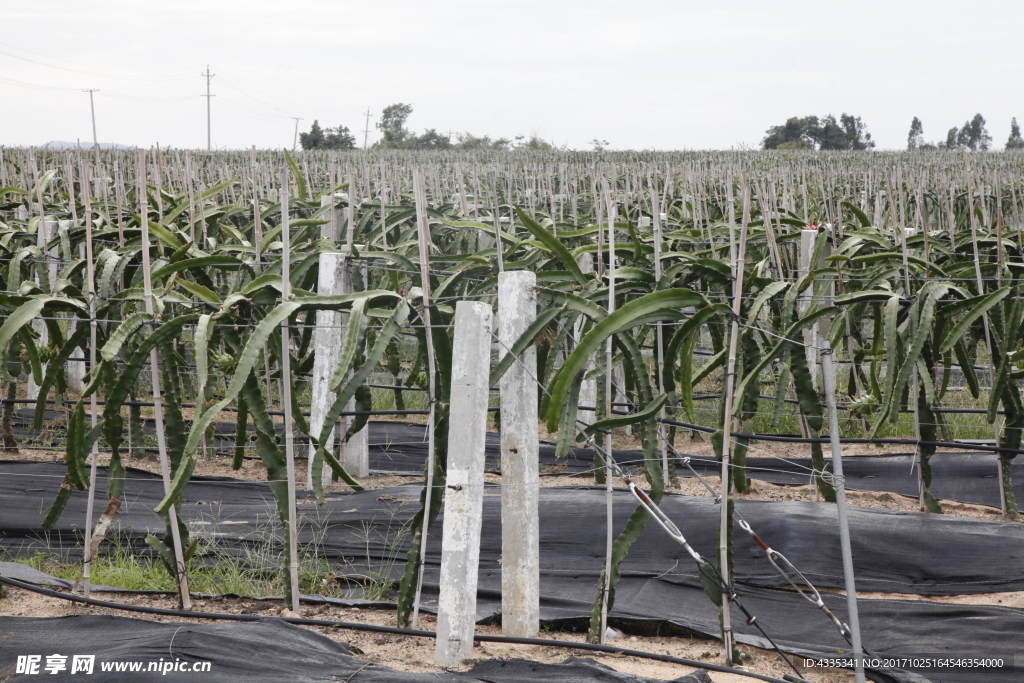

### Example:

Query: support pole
xmin=575 ymin=253 xmax=597 ymax=426
xmin=718 ymin=181 xmax=749 ymax=667
xmin=411 ymin=169 xmax=437 ymax=628
xmin=79 ymin=163 xmax=100 ymax=598
xmin=498 ymin=271 xmax=539 ymax=636
xmin=307 ymin=252 xmax=369 ymax=489
xmin=600 ymin=187 xmax=616 ymax=644
xmin=280 ymin=179 xmax=301 ymax=613
xmin=138 ymin=149 xmax=191 ymax=610
xmin=651 ymin=183 xmax=668 ymax=482
xmin=435 ymin=300 xmax=493 ymax=666
xmin=821 ymin=341 xmax=866 ymax=683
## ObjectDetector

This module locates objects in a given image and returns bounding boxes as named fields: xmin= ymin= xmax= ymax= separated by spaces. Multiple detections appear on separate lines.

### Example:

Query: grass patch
xmin=6 ymin=504 xmax=411 ymax=602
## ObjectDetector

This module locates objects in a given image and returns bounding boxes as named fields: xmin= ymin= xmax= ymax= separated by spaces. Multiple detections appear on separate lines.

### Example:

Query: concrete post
xmin=320 ymin=194 xmax=340 ymax=242
xmin=435 ymin=301 xmax=493 ymax=665
xmin=498 ymin=272 xmax=539 ymax=636
xmin=306 ymin=253 xmax=368 ymax=490
xmin=575 ymin=253 xmax=597 ymax=425
xmin=66 ymin=226 xmax=87 ymax=395
xmin=28 ymin=220 xmax=58 ymax=401
xmin=797 ymin=228 xmax=833 ymax=389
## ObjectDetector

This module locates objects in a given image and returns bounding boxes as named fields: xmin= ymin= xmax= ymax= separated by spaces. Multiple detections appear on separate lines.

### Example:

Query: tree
xmin=762 ymin=114 xmax=874 ymax=151
xmin=377 ymin=103 xmax=414 ymax=147
xmin=589 ymin=139 xmax=610 ymax=151
xmin=942 ymin=127 xmax=959 ymax=150
xmin=515 ymin=134 xmax=559 ymax=151
xmin=964 ymin=113 xmax=992 ymax=150
xmin=942 ymin=114 xmax=991 ymax=151
xmin=1007 ymin=118 xmax=1024 ymax=150
xmin=762 ymin=116 xmax=819 ymax=149
xmin=299 ymin=120 xmax=356 ymax=150
xmin=454 ymin=132 xmax=512 ymax=150
xmin=411 ymin=128 xmax=451 ymax=149
xmin=908 ymin=117 xmax=924 ymax=150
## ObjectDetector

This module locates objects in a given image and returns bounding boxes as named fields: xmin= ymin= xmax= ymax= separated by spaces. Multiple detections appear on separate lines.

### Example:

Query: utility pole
xmin=291 ymin=117 xmax=303 ymax=150
xmin=362 ymin=108 xmax=373 ymax=149
xmin=82 ymin=89 xmax=99 ymax=148
xmin=201 ymin=65 xmax=215 ymax=151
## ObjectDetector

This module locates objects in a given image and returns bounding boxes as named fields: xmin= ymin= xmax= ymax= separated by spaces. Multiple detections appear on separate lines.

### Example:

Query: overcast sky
xmin=2 ymin=0 xmax=1021 ymax=151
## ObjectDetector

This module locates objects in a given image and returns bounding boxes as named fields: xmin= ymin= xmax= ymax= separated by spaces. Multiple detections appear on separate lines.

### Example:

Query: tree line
xmin=299 ymin=103 xmax=562 ymax=151
xmin=301 ymin=105 xmax=1024 ymax=152
xmin=907 ymin=114 xmax=1023 ymax=151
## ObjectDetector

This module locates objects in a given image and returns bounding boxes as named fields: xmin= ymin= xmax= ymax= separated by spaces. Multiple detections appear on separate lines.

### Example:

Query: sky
xmin=1 ymin=0 xmax=1022 ymax=151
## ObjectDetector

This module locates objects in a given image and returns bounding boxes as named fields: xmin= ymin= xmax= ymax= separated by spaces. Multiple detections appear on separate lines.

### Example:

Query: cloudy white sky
xmin=2 ymin=0 xmax=1021 ymax=151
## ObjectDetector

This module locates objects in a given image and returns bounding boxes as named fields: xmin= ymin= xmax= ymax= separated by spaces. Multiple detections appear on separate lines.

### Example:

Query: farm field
xmin=2 ymin=148 xmax=1024 ymax=683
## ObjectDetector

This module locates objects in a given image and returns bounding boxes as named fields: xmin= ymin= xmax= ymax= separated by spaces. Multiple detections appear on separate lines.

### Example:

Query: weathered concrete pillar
xmin=320 ymin=193 xmax=341 ymax=242
xmin=306 ymin=253 xmax=368 ymax=489
xmin=498 ymin=272 xmax=539 ymax=636
xmin=435 ymin=301 xmax=493 ymax=665
xmin=28 ymin=220 xmax=58 ymax=401
xmin=575 ymin=253 xmax=597 ymax=425
xmin=797 ymin=228 xmax=832 ymax=389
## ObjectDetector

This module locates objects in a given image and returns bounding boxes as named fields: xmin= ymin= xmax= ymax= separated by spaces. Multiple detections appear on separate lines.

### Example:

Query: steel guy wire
xmin=670 ymin=442 xmax=865 ymax=654
xmin=490 ymin=329 xmax=808 ymax=677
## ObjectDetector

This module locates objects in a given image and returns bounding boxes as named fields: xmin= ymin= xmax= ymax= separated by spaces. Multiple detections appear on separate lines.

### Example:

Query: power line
xmin=0 ymin=39 xmax=200 ymax=74
xmin=0 ymin=47 xmax=195 ymax=82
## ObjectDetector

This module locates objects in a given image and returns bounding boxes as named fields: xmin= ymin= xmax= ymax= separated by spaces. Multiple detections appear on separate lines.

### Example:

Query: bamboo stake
xmin=411 ymin=169 xmax=438 ymax=628
xmin=279 ymin=175 xmax=301 ymax=613
xmin=717 ymin=178 xmax=748 ymax=667
xmin=599 ymin=181 xmax=616 ymax=645
xmin=138 ymin=148 xmax=191 ymax=610
xmin=79 ymin=161 xmax=101 ymax=598
xmin=649 ymin=174 xmax=669 ymax=484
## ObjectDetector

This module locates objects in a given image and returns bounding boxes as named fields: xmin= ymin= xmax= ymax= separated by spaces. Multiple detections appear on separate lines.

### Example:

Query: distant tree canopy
xmin=762 ymin=114 xmax=874 ymax=151
xmin=455 ymin=132 xmax=513 ymax=150
xmin=940 ymin=114 xmax=991 ymax=151
xmin=299 ymin=120 xmax=356 ymax=150
xmin=1006 ymin=118 xmax=1024 ymax=150
xmin=371 ymin=103 xmax=560 ymax=151
xmin=907 ymin=117 xmax=925 ymax=150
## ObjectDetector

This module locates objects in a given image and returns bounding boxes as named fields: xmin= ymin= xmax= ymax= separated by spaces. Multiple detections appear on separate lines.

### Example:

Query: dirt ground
xmin=0 ymin=585 xmax=854 ymax=683
xmin=2 ymin=417 xmax=1018 ymax=682
xmin=4 ymin=417 xmax=1012 ymax=523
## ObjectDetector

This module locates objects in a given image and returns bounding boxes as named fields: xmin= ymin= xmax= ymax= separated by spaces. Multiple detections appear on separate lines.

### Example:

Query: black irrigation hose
xmin=0 ymin=576 xmax=795 ymax=683
xmin=658 ymin=415 xmax=1024 ymax=456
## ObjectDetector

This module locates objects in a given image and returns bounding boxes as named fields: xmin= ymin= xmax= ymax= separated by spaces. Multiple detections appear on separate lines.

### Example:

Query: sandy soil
xmin=0 ymin=585 xmax=853 ymax=683
xmin=2 ymin=418 xmax=1017 ymax=682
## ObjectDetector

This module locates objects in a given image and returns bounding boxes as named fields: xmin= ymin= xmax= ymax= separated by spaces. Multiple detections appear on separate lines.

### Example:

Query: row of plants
xmin=1 ymin=149 xmax=1022 ymax=643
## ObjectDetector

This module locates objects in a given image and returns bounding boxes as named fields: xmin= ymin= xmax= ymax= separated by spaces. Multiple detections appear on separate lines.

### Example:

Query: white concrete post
xmin=320 ymin=194 xmax=340 ymax=242
xmin=435 ymin=301 xmax=493 ymax=665
xmin=797 ymin=228 xmax=832 ymax=389
xmin=498 ymin=272 xmax=539 ymax=636
xmin=575 ymin=253 xmax=597 ymax=425
xmin=66 ymin=222 xmax=87 ymax=396
xmin=306 ymin=253 xmax=368 ymax=490
xmin=28 ymin=219 xmax=57 ymax=401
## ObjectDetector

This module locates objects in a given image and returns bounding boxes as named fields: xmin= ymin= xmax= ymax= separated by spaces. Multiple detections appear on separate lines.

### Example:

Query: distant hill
xmin=41 ymin=141 xmax=131 ymax=150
